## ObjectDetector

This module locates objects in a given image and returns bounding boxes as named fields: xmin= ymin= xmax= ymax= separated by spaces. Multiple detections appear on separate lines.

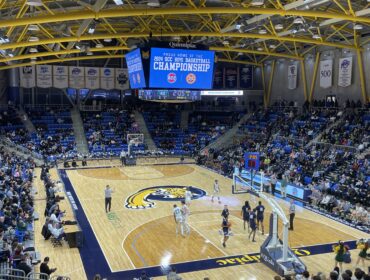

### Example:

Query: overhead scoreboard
xmin=149 ymin=47 xmax=215 ymax=89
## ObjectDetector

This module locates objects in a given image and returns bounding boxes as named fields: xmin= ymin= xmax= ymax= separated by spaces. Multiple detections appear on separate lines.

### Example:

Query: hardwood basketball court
xmin=51 ymin=160 xmax=368 ymax=279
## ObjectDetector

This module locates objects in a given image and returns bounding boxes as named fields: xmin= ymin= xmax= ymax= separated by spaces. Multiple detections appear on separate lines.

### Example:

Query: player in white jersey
xmin=181 ymin=200 xmax=190 ymax=235
xmin=211 ymin=179 xmax=221 ymax=203
xmin=173 ymin=204 xmax=184 ymax=236
xmin=184 ymin=187 xmax=192 ymax=206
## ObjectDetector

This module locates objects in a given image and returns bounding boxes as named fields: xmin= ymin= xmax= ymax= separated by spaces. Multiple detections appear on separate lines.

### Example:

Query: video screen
xmin=149 ymin=48 xmax=215 ymax=89
xmin=138 ymin=89 xmax=201 ymax=101
xmin=125 ymin=49 xmax=146 ymax=89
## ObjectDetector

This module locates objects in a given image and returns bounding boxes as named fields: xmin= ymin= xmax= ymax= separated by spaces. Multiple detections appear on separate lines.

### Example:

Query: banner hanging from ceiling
xmin=213 ymin=66 xmax=224 ymax=89
xmin=319 ymin=59 xmax=333 ymax=88
xmin=19 ymin=66 xmax=36 ymax=88
xmin=100 ymin=68 xmax=115 ymax=90
xmin=287 ymin=63 xmax=298 ymax=90
xmin=338 ymin=57 xmax=352 ymax=87
xmin=115 ymin=68 xmax=129 ymax=90
xmin=69 ymin=66 xmax=85 ymax=89
xmin=239 ymin=65 xmax=253 ymax=89
xmin=53 ymin=66 xmax=68 ymax=89
xmin=225 ymin=67 xmax=238 ymax=89
xmin=85 ymin=67 xmax=100 ymax=90
xmin=36 ymin=65 xmax=53 ymax=88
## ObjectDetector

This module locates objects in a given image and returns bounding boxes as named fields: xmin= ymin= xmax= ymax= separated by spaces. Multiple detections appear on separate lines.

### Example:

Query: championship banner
xmin=19 ymin=66 xmax=36 ymax=88
xmin=69 ymin=66 xmax=85 ymax=89
xmin=287 ymin=64 xmax=298 ymax=90
xmin=100 ymin=68 xmax=115 ymax=90
xmin=239 ymin=65 xmax=253 ymax=89
xmin=36 ymin=65 xmax=52 ymax=88
xmin=85 ymin=67 xmax=100 ymax=90
xmin=338 ymin=57 xmax=352 ymax=87
xmin=213 ymin=66 xmax=224 ymax=89
xmin=53 ymin=66 xmax=68 ymax=89
xmin=225 ymin=67 xmax=238 ymax=89
xmin=319 ymin=59 xmax=333 ymax=88
xmin=115 ymin=68 xmax=129 ymax=90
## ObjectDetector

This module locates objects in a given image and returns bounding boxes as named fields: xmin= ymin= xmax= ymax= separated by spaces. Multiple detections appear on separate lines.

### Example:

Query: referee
xmin=289 ymin=199 xmax=295 ymax=231
xmin=105 ymin=185 xmax=114 ymax=213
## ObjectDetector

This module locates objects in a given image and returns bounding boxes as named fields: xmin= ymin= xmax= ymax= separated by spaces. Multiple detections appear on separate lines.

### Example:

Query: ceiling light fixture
xmin=147 ymin=0 xmax=160 ymax=7
xmin=269 ymin=44 xmax=276 ymax=49
xmin=258 ymin=29 xmax=267 ymax=34
xmin=312 ymin=34 xmax=321 ymax=39
xmin=293 ymin=17 xmax=304 ymax=24
xmin=251 ymin=0 xmax=264 ymax=6
xmin=95 ymin=43 xmax=104 ymax=48
xmin=257 ymin=47 xmax=264 ymax=51
xmin=29 ymin=47 xmax=38 ymax=53
xmin=113 ymin=0 xmax=124 ymax=5
xmin=28 ymin=36 xmax=39 ymax=42
xmin=353 ymin=24 xmax=363 ymax=30
xmin=275 ymin=24 xmax=283 ymax=30
xmin=103 ymin=38 xmax=112 ymax=43
xmin=28 ymin=24 xmax=40 ymax=31
xmin=26 ymin=0 xmax=43 ymax=6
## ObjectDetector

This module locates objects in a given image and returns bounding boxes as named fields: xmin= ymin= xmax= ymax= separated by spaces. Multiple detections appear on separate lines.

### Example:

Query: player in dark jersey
xmin=241 ymin=201 xmax=251 ymax=231
xmin=254 ymin=201 xmax=265 ymax=235
xmin=221 ymin=204 xmax=229 ymax=219
xmin=221 ymin=216 xmax=231 ymax=247
xmin=248 ymin=208 xmax=257 ymax=242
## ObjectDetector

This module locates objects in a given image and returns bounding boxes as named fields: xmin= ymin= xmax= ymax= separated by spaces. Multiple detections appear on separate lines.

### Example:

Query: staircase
xmin=134 ymin=110 xmax=157 ymax=150
xmin=201 ymin=113 xmax=252 ymax=152
xmin=70 ymin=107 xmax=89 ymax=155
xmin=180 ymin=110 xmax=190 ymax=130
xmin=16 ymin=107 xmax=36 ymax=133
xmin=306 ymin=111 xmax=346 ymax=148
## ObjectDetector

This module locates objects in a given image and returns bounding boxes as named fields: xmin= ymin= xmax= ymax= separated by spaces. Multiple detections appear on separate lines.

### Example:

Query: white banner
xmin=338 ymin=57 xmax=352 ymax=87
xmin=100 ymin=68 xmax=115 ymax=90
xmin=36 ymin=65 xmax=52 ymax=88
xmin=85 ymin=67 xmax=100 ymax=89
xmin=287 ymin=64 xmax=298 ymax=90
xmin=319 ymin=59 xmax=333 ymax=88
xmin=19 ymin=66 xmax=36 ymax=88
xmin=115 ymin=68 xmax=129 ymax=90
xmin=53 ymin=66 xmax=68 ymax=89
xmin=69 ymin=66 xmax=85 ymax=89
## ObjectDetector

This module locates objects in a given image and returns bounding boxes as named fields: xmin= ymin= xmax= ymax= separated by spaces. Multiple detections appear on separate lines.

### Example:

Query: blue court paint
xmin=59 ymin=170 xmax=358 ymax=279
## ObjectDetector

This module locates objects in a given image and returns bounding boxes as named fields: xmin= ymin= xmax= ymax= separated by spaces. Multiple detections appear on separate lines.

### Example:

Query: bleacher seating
xmin=81 ymin=108 xmax=144 ymax=157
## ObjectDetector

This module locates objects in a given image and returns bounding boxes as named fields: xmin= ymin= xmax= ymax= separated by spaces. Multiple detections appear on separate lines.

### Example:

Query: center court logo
xmin=125 ymin=186 xmax=206 ymax=209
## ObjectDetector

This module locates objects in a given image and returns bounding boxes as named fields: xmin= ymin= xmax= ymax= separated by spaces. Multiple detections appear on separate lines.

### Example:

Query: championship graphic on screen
xmin=149 ymin=47 xmax=215 ymax=89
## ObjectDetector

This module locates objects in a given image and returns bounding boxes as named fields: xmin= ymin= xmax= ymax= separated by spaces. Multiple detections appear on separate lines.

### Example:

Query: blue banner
xmin=244 ymin=152 xmax=260 ymax=171
xmin=149 ymin=48 xmax=215 ymax=89
xmin=125 ymin=49 xmax=146 ymax=89
xmin=240 ymin=65 xmax=253 ymax=88
xmin=225 ymin=67 xmax=238 ymax=89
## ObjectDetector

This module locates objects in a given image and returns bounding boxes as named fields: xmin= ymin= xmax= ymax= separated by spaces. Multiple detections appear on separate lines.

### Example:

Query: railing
xmin=79 ymin=104 xmax=102 ymax=112
xmin=194 ymin=104 xmax=246 ymax=112
xmin=0 ymin=136 xmax=44 ymax=160
xmin=23 ymin=104 xmax=72 ymax=110
xmin=312 ymin=141 xmax=358 ymax=152
xmin=0 ymin=269 xmax=69 ymax=280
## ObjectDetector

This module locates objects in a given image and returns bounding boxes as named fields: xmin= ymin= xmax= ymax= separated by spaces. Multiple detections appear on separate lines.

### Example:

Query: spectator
xmin=17 ymin=254 xmax=32 ymax=276
xmin=167 ymin=267 xmax=182 ymax=280
xmin=40 ymin=257 xmax=57 ymax=278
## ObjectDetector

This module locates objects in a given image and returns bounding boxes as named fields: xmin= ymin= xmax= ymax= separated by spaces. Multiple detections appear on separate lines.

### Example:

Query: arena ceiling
xmin=0 ymin=0 xmax=369 ymax=70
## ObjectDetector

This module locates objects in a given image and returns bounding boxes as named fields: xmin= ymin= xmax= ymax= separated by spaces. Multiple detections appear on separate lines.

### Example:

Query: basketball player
xmin=221 ymin=204 xmax=229 ymax=219
xmin=173 ymin=204 xmax=184 ymax=236
xmin=221 ymin=216 xmax=231 ymax=248
xmin=248 ymin=208 xmax=257 ymax=242
xmin=241 ymin=201 xmax=251 ymax=231
xmin=181 ymin=200 xmax=190 ymax=235
xmin=184 ymin=187 xmax=192 ymax=206
xmin=254 ymin=201 xmax=265 ymax=234
xmin=211 ymin=179 xmax=221 ymax=203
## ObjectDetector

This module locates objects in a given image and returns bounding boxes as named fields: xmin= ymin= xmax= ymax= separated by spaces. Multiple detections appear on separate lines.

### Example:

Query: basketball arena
xmin=0 ymin=1 xmax=369 ymax=280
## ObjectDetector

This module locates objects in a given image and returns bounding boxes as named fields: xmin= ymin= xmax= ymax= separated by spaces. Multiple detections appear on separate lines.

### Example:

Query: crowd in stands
xmin=275 ymin=267 xmax=370 ymax=280
xmin=199 ymin=106 xmax=370 ymax=229
xmin=0 ymin=147 xmax=38 ymax=276
xmin=82 ymin=107 xmax=144 ymax=157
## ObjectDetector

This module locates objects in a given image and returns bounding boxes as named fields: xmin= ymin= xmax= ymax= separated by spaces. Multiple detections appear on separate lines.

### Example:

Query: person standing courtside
xmin=289 ymin=199 xmax=295 ymax=231
xmin=105 ymin=185 xmax=114 ymax=213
